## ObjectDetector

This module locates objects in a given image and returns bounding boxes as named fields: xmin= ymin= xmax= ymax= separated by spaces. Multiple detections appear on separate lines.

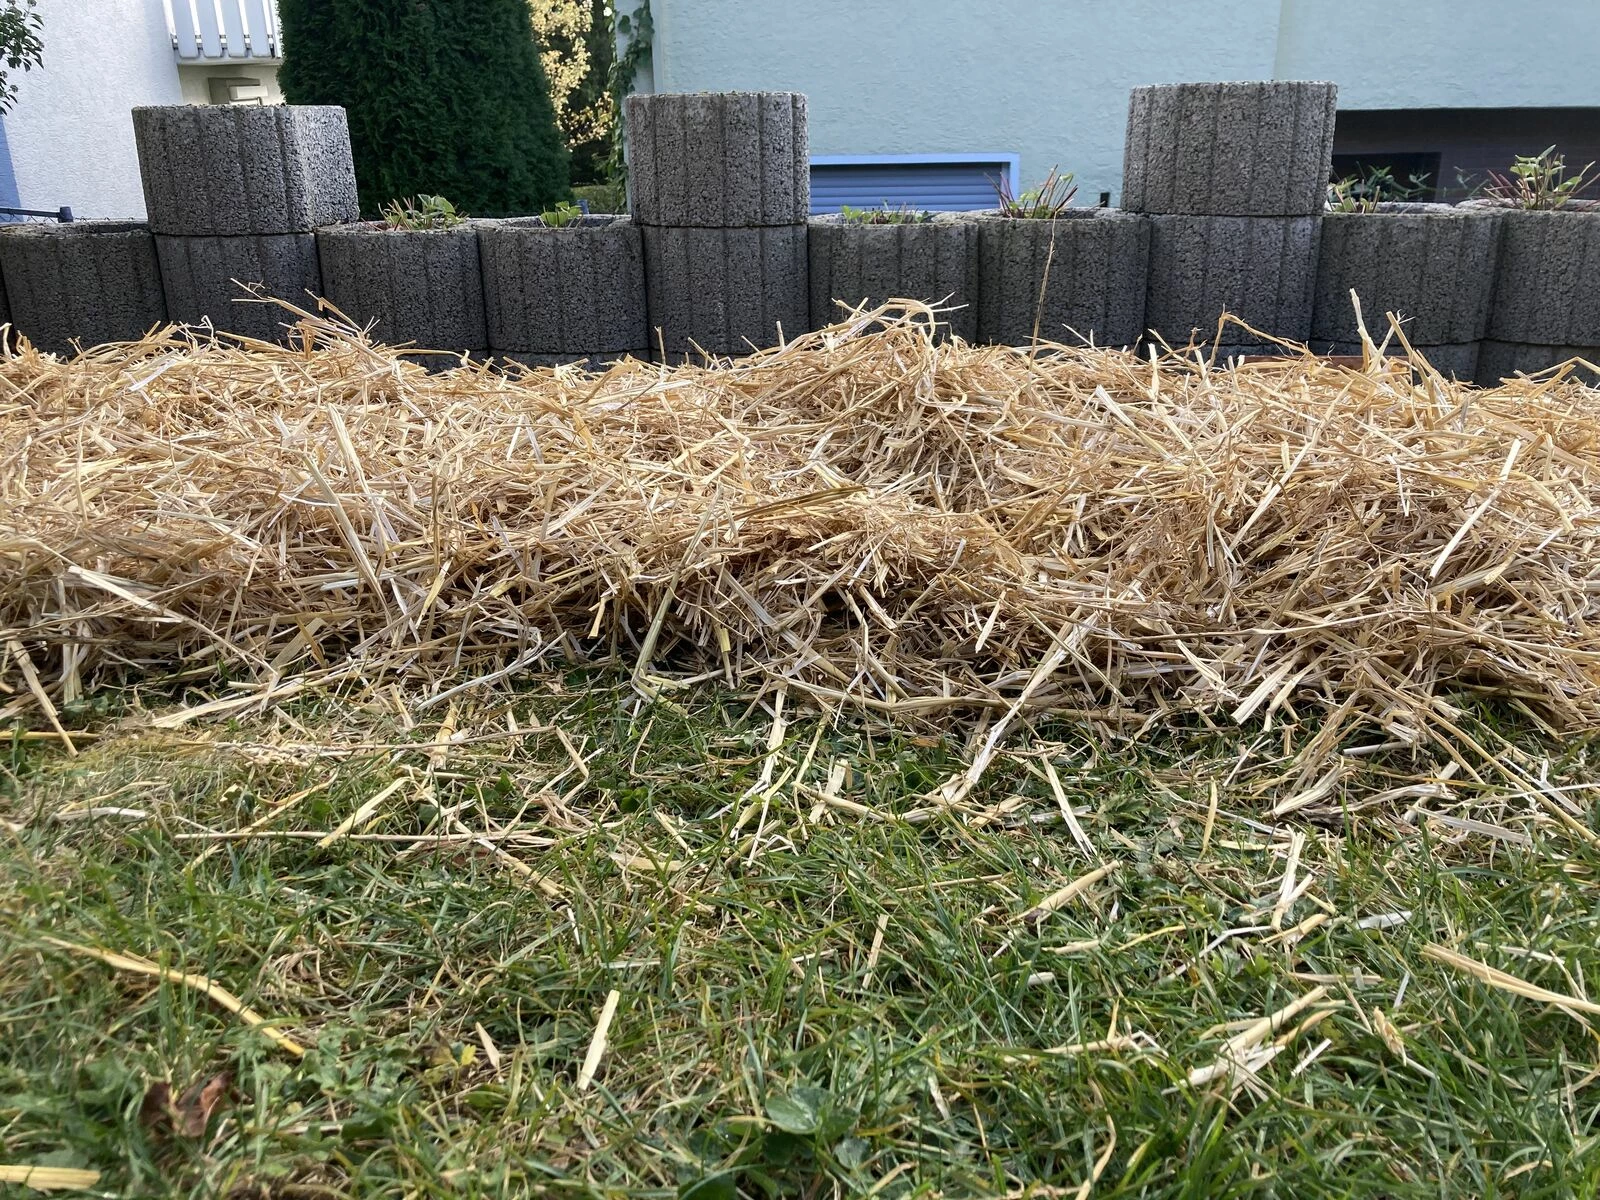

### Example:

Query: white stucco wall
xmin=1 ymin=0 xmax=181 ymax=218
xmin=646 ymin=0 xmax=1600 ymax=203
xmin=1274 ymin=0 xmax=1600 ymax=109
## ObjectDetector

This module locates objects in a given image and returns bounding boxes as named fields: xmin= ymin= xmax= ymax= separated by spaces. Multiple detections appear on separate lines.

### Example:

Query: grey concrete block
xmin=974 ymin=209 xmax=1150 ymax=348
xmin=479 ymin=215 xmax=646 ymax=354
xmin=1475 ymin=339 xmax=1600 ymax=386
xmin=1320 ymin=338 xmax=1479 ymax=380
xmin=627 ymin=92 xmax=808 ymax=227
xmin=1469 ymin=203 xmax=1600 ymax=345
xmin=317 ymin=222 xmax=487 ymax=353
xmin=0 ymin=220 xmax=166 ymax=354
xmin=1122 ymin=81 xmax=1337 ymax=216
xmin=155 ymin=232 xmax=321 ymax=343
xmin=134 ymin=105 xmax=359 ymax=236
xmin=1312 ymin=203 xmax=1501 ymax=346
xmin=642 ymin=224 xmax=808 ymax=356
xmin=1144 ymin=215 xmax=1320 ymax=346
xmin=808 ymin=212 xmax=978 ymax=340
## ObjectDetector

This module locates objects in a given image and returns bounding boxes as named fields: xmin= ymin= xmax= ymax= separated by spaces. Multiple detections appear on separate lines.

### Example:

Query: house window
xmin=809 ymin=154 xmax=1020 ymax=214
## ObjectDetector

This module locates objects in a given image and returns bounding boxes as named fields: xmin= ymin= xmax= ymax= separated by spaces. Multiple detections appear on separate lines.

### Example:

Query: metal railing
xmin=0 ymin=206 xmax=73 ymax=223
xmin=162 ymin=0 xmax=282 ymax=61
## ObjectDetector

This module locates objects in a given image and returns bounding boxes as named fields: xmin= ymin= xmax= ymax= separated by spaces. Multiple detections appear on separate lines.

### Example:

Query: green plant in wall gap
xmin=540 ymin=200 xmax=586 ymax=227
xmin=378 ymin=195 xmax=466 ymax=230
xmin=994 ymin=166 xmax=1078 ymax=219
xmin=839 ymin=203 xmax=933 ymax=225
xmin=1485 ymin=147 xmax=1596 ymax=210
xmin=1327 ymin=165 xmax=1432 ymax=212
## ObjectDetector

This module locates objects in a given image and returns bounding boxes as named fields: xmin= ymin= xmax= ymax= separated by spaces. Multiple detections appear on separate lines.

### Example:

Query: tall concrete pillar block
xmin=133 ymin=104 xmax=360 ymax=236
xmin=1123 ymin=82 xmax=1337 ymax=217
xmin=1145 ymin=215 xmax=1320 ymax=347
xmin=807 ymin=213 xmax=979 ymax=339
xmin=155 ymin=233 xmax=321 ymax=344
xmin=975 ymin=209 xmax=1150 ymax=348
xmin=642 ymin=224 xmax=808 ymax=358
xmin=479 ymin=215 xmax=647 ymax=356
xmin=316 ymin=223 xmax=487 ymax=354
xmin=1312 ymin=203 xmax=1501 ymax=349
xmin=0 ymin=220 xmax=166 ymax=353
xmin=627 ymin=92 xmax=808 ymax=227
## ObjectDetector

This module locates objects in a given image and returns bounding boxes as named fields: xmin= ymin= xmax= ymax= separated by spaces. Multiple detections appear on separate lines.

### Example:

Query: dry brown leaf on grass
xmin=3 ymin=301 xmax=1600 ymax=805
xmin=140 ymin=1072 xmax=231 ymax=1138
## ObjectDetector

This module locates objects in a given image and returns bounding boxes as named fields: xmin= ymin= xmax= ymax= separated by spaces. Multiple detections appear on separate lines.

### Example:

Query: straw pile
xmin=3 ymin=303 xmax=1600 ymax=782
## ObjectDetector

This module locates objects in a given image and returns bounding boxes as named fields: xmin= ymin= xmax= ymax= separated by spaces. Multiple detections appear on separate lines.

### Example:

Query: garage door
xmin=809 ymin=156 xmax=1018 ymax=214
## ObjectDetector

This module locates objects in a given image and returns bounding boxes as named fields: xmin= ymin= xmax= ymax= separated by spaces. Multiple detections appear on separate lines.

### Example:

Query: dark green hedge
xmin=279 ymin=0 xmax=570 ymax=218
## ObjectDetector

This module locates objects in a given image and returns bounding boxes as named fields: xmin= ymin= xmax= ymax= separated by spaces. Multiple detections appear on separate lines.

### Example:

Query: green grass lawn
xmin=3 ymin=674 xmax=1599 ymax=1197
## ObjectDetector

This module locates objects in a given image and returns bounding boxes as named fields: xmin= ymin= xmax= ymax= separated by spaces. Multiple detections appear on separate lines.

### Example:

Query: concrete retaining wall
xmin=642 ymin=224 xmax=809 ymax=358
xmin=0 ymin=220 xmax=166 ymax=353
xmin=1145 ymin=215 xmax=1321 ymax=347
xmin=134 ymin=105 xmax=359 ymax=236
xmin=1476 ymin=340 xmax=1600 ymax=386
xmin=627 ymin=92 xmax=809 ymax=227
xmin=155 ymin=233 xmax=320 ymax=344
xmin=807 ymin=213 xmax=978 ymax=339
xmin=1312 ymin=203 xmax=1501 ymax=348
xmin=1123 ymin=82 xmax=1337 ymax=217
xmin=975 ymin=209 xmax=1149 ymax=348
xmin=480 ymin=216 xmax=647 ymax=356
xmin=317 ymin=223 xmax=487 ymax=354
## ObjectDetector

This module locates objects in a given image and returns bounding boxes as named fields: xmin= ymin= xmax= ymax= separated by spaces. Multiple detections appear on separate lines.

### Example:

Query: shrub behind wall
xmin=279 ymin=0 xmax=570 ymax=217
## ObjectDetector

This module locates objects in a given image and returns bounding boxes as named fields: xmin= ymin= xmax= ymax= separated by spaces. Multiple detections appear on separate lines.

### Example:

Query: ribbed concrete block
xmin=642 ymin=224 xmax=808 ymax=357
xmin=1469 ymin=203 xmax=1600 ymax=345
xmin=156 ymin=233 xmax=320 ymax=343
xmin=317 ymin=223 xmax=487 ymax=353
xmin=975 ymin=209 xmax=1150 ymax=348
xmin=134 ymin=105 xmax=359 ymax=236
xmin=1475 ymin=340 xmax=1600 ymax=386
xmin=1312 ymin=203 xmax=1501 ymax=346
xmin=1122 ymin=82 xmax=1337 ymax=217
xmin=479 ymin=215 xmax=646 ymax=355
xmin=807 ymin=213 xmax=978 ymax=340
xmin=627 ymin=92 xmax=808 ymax=227
xmin=1322 ymin=338 xmax=1479 ymax=380
xmin=1145 ymin=215 xmax=1320 ymax=346
xmin=0 ymin=220 xmax=166 ymax=353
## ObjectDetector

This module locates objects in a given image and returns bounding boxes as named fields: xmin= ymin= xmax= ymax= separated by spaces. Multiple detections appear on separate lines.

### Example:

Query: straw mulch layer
xmin=3 ymin=305 xmax=1599 ymax=786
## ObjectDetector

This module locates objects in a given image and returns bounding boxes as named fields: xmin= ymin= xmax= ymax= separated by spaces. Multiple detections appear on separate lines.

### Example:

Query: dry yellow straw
xmin=41 ymin=937 xmax=308 ymax=1057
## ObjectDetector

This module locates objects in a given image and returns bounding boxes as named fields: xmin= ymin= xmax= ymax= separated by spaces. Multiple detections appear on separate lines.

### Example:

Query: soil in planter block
xmin=1123 ymin=82 xmax=1337 ymax=217
xmin=1312 ymin=203 xmax=1501 ymax=347
xmin=1475 ymin=339 xmax=1600 ymax=386
xmin=134 ymin=105 xmax=359 ymax=237
xmin=0 ymin=220 xmax=166 ymax=354
xmin=1144 ymin=215 xmax=1320 ymax=348
xmin=1321 ymin=338 xmax=1479 ymax=380
xmin=156 ymin=233 xmax=321 ymax=344
xmin=975 ymin=209 xmax=1150 ymax=348
xmin=480 ymin=216 xmax=646 ymax=356
xmin=1475 ymin=204 xmax=1600 ymax=346
xmin=642 ymin=224 xmax=808 ymax=357
xmin=627 ymin=92 xmax=808 ymax=227
xmin=807 ymin=213 xmax=978 ymax=340
xmin=317 ymin=223 xmax=487 ymax=354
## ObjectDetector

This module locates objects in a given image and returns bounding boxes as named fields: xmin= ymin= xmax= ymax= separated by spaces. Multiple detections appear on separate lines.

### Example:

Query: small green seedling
xmin=1326 ymin=165 xmax=1431 ymax=212
xmin=540 ymin=200 xmax=586 ymax=228
xmin=378 ymin=194 xmax=465 ymax=230
xmin=1484 ymin=147 xmax=1596 ymax=209
xmin=839 ymin=203 xmax=932 ymax=225
xmin=993 ymin=165 xmax=1078 ymax=219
